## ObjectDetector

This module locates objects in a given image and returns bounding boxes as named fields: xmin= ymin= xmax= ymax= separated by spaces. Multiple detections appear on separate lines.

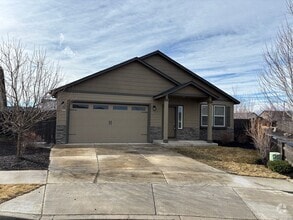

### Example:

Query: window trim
xmin=72 ymin=103 xmax=89 ymax=109
xmin=177 ymin=106 xmax=184 ymax=129
xmin=131 ymin=106 xmax=147 ymax=111
xmin=200 ymin=105 xmax=208 ymax=127
xmin=93 ymin=104 xmax=109 ymax=110
xmin=200 ymin=104 xmax=226 ymax=127
xmin=113 ymin=105 xmax=128 ymax=111
xmin=213 ymin=105 xmax=225 ymax=127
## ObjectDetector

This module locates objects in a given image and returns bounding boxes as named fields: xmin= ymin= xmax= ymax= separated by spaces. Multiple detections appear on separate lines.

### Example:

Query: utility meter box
xmin=269 ymin=152 xmax=281 ymax=161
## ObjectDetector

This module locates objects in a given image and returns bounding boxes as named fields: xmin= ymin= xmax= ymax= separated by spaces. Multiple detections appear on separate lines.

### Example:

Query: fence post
xmin=281 ymin=142 xmax=285 ymax=160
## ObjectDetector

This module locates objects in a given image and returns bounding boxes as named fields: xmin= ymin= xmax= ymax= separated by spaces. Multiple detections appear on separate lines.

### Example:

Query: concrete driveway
xmin=0 ymin=144 xmax=293 ymax=219
xmin=48 ymin=144 xmax=223 ymax=184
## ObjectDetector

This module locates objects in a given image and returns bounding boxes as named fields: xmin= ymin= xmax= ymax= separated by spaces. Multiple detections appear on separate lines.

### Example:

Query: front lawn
xmin=173 ymin=146 xmax=288 ymax=179
xmin=0 ymin=184 xmax=42 ymax=204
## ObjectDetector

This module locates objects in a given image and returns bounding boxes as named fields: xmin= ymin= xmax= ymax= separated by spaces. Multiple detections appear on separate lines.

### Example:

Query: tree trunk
xmin=16 ymin=133 xmax=23 ymax=159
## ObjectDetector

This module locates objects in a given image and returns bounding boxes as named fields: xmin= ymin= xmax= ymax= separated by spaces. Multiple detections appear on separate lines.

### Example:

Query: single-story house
xmin=51 ymin=50 xmax=240 ymax=144
xmin=259 ymin=110 xmax=293 ymax=134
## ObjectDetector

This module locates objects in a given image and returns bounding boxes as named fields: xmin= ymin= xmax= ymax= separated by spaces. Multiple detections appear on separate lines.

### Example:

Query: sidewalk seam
xmin=151 ymin=184 xmax=157 ymax=215
xmin=142 ymin=153 xmax=168 ymax=184
xmin=40 ymin=169 xmax=49 ymax=217
xmin=93 ymin=149 xmax=99 ymax=183
xmin=232 ymin=187 xmax=258 ymax=220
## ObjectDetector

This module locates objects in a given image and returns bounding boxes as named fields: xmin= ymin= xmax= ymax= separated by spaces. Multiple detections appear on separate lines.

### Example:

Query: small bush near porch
xmin=173 ymin=146 xmax=289 ymax=179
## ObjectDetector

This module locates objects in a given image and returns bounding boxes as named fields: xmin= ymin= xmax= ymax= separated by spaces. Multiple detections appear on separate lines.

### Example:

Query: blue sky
xmin=0 ymin=0 xmax=290 ymax=109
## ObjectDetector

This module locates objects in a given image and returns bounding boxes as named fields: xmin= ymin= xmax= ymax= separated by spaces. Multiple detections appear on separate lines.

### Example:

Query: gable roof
xmin=153 ymin=81 xmax=219 ymax=100
xmin=259 ymin=110 xmax=292 ymax=121
xmin=51 ymin=50 xmax=240 ymax=104
xmin=51 ymin=57 xmax=180 ymax=96
xmin=140 ymin=50 xmax=240 ymax=104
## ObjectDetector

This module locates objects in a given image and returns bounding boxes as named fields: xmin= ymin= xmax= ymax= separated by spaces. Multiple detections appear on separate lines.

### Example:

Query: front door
xmin=168 ymin=107 xmax=176 ymax=138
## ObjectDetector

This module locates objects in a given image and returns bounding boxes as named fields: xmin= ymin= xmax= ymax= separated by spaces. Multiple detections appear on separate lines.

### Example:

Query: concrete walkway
xmin=0 ymin=170 xmax=47 ymax=184
xmin=0 ymin=144 xmax=293 ymax=219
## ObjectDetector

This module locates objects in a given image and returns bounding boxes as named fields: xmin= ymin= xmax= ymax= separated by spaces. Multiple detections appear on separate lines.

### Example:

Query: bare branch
xmin=259 ymin=0 xmax=293 ymax=120
xmin=0 ymin=37 xmax=62 ymax=158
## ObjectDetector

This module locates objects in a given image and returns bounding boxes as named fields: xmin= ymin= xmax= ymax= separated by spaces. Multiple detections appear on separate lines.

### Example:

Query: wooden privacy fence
xmin=271 ymin=137 xmax=293 ymax=166
xmin=33 ymin=116 xmax=56 ymax=144
xmin=0 ymin=113 xmax=56 ymax=144
xmin=234 ymin=119 xmax=251 ymax=144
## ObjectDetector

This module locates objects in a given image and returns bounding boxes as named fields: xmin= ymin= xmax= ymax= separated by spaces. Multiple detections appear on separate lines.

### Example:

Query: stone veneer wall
xmin=200 ymin=128 xmax=234 ymax=143
xmin=56 ymin=125 xmax=67 ymax=144
xmin=149 ymin=126 xmax=162 ymax=142
xmin=176 ymin=127 xmax=199 ymax=140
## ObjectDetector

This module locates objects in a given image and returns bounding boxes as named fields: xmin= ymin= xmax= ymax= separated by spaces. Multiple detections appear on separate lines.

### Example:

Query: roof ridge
xmin=51 ymin=55 xmax=178 ymax=96
xmin=141 ymin=50 xmax=240 ymax=104
xmin=153 ymin=80 xmax=219 ymax=100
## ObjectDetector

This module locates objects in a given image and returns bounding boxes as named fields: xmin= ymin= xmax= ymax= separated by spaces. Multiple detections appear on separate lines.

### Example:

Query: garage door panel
xmin=68 ymin=103 xmax=148 ymax=143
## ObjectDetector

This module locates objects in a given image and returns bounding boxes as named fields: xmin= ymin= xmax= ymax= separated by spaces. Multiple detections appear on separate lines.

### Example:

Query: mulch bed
xmin=0 ymin=141 xmax=51 ymax=170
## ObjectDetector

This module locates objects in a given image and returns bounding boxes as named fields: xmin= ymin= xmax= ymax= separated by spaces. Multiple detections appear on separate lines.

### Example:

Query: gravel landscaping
xmin=0 ymin=140 xmax=51 ymax=170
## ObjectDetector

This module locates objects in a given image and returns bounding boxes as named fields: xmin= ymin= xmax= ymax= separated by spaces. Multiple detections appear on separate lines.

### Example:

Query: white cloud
xmin=59 ymin=33 xmax=65 ymax=47
xmin=62 ymin=46 xmax=76 ymax=58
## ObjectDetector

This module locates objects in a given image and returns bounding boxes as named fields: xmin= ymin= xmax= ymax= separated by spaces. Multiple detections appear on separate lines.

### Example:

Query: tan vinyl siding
xmin=56 ymin=98 xmax=68 ymax=126
xmin=66 ymin=61 xmax=175 ymax=96
xmin=151 ymin=100 xmax=163 ymax=127
xmin=143 ymin=55 xmax=193 ymax=83
xmin=143 ymin=55 xmax=231 ymax=101
xmin=173 ymin=86 xmax=207 ymax=97
xmin=169 ymin=97 xmax=199 ymax=128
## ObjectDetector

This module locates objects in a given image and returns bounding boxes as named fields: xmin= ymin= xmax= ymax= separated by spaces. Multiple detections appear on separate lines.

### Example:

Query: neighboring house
xmin=39 ymin=97 xmax=57 ymax=111
xmin=51 ymin=50 xmax=240 ymax=144
xmin=234 ymin=112 xmax=258 ymax=120
xmin=260 ymin=110 xmax=293 ymax=134
xmin=0 ymin=66 xmax=7 ymax=111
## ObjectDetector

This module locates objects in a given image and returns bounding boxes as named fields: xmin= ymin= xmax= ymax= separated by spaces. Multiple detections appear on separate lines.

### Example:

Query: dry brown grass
xmin=0 ymin=184 xmax=41 ymax=204
xmin=174 ymin=146 xmax=287 ymax=179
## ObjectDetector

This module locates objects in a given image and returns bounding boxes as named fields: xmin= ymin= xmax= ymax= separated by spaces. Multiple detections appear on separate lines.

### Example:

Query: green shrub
xmin=254 ymin=158 xmax=264 ymax=165
xmin=267 ymin=160 xmax=293 ymax=174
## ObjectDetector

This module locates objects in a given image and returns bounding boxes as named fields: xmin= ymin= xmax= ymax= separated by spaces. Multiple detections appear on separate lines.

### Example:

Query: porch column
xmin=207 ymin=96 xmax=213 ymax=143
xmin=163 ymin=95 xmax=169 ymax=143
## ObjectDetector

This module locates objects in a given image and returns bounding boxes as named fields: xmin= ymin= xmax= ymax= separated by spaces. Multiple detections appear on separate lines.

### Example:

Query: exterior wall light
xmin=152 ymin=105 xmax=157 ymax=111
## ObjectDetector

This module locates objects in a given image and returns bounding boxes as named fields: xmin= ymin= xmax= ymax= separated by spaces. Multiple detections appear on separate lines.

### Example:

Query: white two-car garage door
xmin=68 ymin=103 xmax=149 ymax=143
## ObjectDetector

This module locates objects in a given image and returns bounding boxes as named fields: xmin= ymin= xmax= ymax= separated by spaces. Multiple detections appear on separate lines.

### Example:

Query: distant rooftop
xmin=234 ymin=112 xmax=258 ymax=119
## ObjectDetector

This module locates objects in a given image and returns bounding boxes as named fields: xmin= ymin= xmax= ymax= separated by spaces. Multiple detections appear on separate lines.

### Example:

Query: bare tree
xmin=259 ymin=0 xmax=293 ymax=120
xmin=0 ymin=38 xmax=61 ymax=158
xmin=247 ymin=118 xmax=272 ymax=164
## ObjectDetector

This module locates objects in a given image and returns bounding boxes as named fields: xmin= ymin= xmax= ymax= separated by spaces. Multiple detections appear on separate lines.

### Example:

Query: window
xmin=93 ymin=104 xmax=109 ymax=110
xmin=131 ymin=106 xmax=146 ymax=111
xmin=201 ymin=105 xmax=208 ymax=126
xmin=113 ymin=105 xmax=128 ymax=110
xmin=72 ymin=103 xmax=89 ymax=109
xmin=177 ymin=106 xmax=183 ymax=129
xmin=214 ymin=105 xmax=225 ymax=127
xmin=200 ymin=104 xmax=225 ymax=127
